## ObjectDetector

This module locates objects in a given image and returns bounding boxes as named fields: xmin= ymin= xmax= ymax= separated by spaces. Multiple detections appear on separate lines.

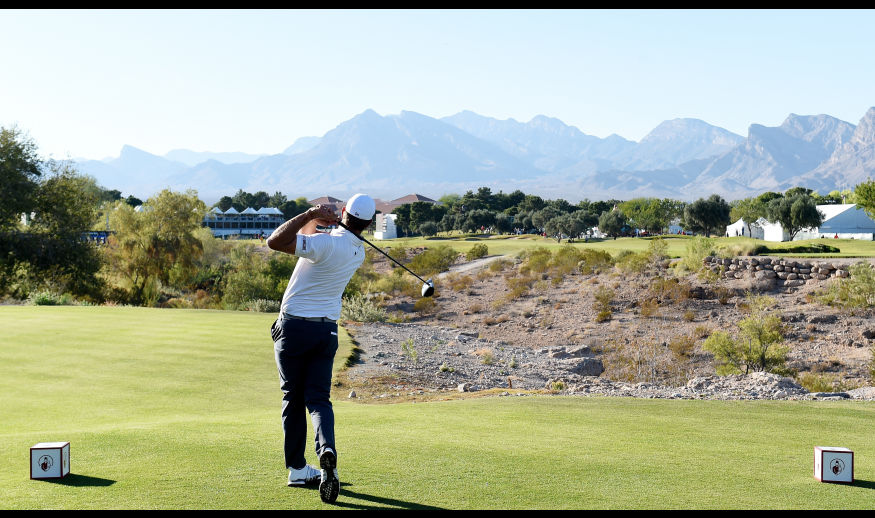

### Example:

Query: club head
xmin=421 ymin=279 xmax=435 ymax=298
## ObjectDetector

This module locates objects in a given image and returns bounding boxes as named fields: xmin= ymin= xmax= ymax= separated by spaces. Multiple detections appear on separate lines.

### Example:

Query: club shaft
xmin=336 ymin=221 xmax=430 ymax=284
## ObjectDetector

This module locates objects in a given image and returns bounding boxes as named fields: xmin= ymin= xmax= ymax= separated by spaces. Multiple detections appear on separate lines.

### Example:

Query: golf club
xmin=336 ymin=220 xmax=435 ymax=297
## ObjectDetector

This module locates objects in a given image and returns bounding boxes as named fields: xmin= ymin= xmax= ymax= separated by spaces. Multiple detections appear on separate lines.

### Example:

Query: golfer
xmin=266 ymin=193 xmax=375 ymax=504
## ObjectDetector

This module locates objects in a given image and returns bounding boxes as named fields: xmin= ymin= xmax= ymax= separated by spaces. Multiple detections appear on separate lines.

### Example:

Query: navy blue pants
xmin=273 ymin=315 xmax=339 ymax=470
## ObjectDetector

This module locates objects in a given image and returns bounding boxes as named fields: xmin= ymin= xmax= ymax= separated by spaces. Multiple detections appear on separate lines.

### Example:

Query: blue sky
xmin=2 ymin=9 xmax=874 ymax=160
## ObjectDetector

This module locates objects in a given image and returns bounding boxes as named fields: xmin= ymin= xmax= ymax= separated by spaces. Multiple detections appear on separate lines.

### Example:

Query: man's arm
xmin=266 ymin=205 xmax=338 ymax=255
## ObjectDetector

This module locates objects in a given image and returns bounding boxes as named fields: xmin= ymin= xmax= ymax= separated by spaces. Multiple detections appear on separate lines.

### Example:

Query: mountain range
xmin=74 ymin=107 xmax=875 ymax=205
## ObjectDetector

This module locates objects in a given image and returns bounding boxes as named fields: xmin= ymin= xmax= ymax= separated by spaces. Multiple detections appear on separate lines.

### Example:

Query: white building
xmin=725 ymin=217 xmax=766 ymax=239
xmin=203 ymin=206 xmax=285 ymax=238
xmin=732 ymin=204 xmax=875 ymax=242
xmin=374 ymin=213 xmax=398 ymax=240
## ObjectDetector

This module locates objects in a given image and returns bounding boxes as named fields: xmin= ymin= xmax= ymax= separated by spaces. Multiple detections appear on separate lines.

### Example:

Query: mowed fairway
xmin=1 ymin=307 xmax=873 ymax=509
xmin=374 ymin=233 xmax=875 ymax=260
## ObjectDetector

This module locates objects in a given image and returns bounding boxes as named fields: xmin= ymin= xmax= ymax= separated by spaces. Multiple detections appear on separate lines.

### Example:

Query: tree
xmin=104 ymin=189 xmax=207 ymax=305
xmin=125 ymin=195 xmax=144 ymax=207
xmin=619 ymin=198 xmax=670 ymax=234
xmin=598 ymin=209 xmax=627 ymax=239
xmin=683 ymin=194 xmax=730 ymax=237
xmin=461 ymin=209 xmax=495 ymax=233
xmin=278 ymin=197 xmax=310 ymax=220
xmin=419 ymin=221 xmax=438 ymax=237
xmin=766 ymin=194 xmax=823 ymax=240
xmin=729 ymin=197 xmax=767 ymax=236
xmin=215 ymin=196 xmax=234 ymax=212
xmin=0 ymin=126 xmax=42 ymax=231
xmin=531 ymin=206 xmax=563 ymax=231
xmin=493 ymin=212 xmax=513 ymax=234
xmin=0 ymin=130 xmax=104 ymax=300
xmin=1 ymin=160 xmax=105 ymax=299
xmin=855 ymin=179 xmax=875 ymax=221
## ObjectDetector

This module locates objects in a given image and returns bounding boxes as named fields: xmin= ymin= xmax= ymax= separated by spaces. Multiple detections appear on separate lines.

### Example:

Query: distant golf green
xmin=1 ymin=306 xmax=873 ymax=509
xmin=370 ymin=233 xmax=875 ymax=260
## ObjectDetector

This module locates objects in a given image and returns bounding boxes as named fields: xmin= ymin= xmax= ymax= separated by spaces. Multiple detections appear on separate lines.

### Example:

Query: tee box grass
xmin=1 ymin=306 xmax=873 ymax=509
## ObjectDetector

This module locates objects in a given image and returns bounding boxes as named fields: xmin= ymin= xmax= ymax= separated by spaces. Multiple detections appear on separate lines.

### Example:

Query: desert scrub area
xmin=344 ymin=237 xmax=875 ymax=396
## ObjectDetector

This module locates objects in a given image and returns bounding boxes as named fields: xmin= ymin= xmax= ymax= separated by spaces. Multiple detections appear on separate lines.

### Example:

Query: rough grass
xmin=1 ymin=306 xmax=874 ymax=509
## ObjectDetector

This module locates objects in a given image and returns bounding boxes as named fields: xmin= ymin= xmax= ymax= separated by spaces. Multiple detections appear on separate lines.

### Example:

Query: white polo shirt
xmin=279 ymin=227 xmax=365 ymax=321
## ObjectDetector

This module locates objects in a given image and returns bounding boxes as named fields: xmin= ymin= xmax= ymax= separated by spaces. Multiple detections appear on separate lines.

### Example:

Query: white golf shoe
xmin=287 ymin=464 xmax=321 ymax=486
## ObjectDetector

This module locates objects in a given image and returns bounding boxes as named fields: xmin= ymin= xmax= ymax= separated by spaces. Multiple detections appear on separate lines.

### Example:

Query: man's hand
xmin=309 ymin=204 xmax=339 ymax=227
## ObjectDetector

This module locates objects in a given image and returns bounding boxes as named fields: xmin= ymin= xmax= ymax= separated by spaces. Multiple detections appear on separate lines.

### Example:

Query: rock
xmin=755 ymin=270 xmax=777 ymax=279
xmin=847 ymin=386 xmax=875 ymax=400
xmin=774 ymin=390 xmax=787 ymax=399
xmin=457 ymin=383 xmax=470 ymax=392
xmin=348 ymin=391 xmax=357 ymax=398
xmin=566 ymin=345 xmax=594 ymax=357
xmin=560 ymin=357 xmax=605 ymax=377
xmin=811 ymin=392 xmax=850 ymax=399
xmin=861 ymin=329 xmax=875 ymax=340
xmin=808 ymin=314 xmax=837 ymax=324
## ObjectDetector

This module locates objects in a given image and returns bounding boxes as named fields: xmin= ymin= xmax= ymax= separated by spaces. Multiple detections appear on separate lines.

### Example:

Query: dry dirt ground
xmin=347 ymin=249 xmax=875 ymax=398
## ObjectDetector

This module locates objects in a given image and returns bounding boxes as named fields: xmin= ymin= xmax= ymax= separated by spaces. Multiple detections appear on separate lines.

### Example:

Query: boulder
xmin=560 ymin=357 xmax=604 ymax=377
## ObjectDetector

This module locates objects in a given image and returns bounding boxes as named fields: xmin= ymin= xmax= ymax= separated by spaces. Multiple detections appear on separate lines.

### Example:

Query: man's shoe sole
xmin=319 ymin=451 xmax=339 ymax=503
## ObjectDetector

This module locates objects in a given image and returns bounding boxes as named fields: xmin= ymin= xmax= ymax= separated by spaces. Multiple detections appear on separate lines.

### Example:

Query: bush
xmin=678 ymin=236 xmax=717 ymax=273
xmin=408 ymin=245 xmax=460 ymax=276
xmin=818 ymin=262 xmax=875 ymax=309
xmin=577 ymin=249 xmax=614 ymax=275
xmin=796 ymin=372 xmax=858 ymax=393
xmin=246 ymin=299 xmax=281 ymax=313
xmin=28 ymin=291 xmax=73 ymax=306
xmin=702 ymin=294 xmax=789 ymax=375
xmin=466 ymin=243 xmax=489 ymax=261
xmin=616 ymin=250 xmax=650 ymax=274
xmin=341 ymin=293 xmax=388 ymax=322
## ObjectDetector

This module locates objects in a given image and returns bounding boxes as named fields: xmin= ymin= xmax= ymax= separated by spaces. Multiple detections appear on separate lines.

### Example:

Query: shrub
xmin=683 ymin=310 xmax=696 ymax=322
xmin=521 ymin=247 xmax=553 ymax=274
xmin=550 ymin=381 xmax=566 ymax=392
xmin=401 ymin=338 xmax=418 ymax=364
xmin=639 ymin=298 xmax=660 ymax=318
xmin=245 ymin=299 xmax=280 ymax=313
xmin=818 ymin=262 xmax=875 ymax=309
xmin=551 ymin=246 xmax=583 ymax=276
xmin=677 ymin=236 xmax=717 ymax=273
xmin=489 ymin=258 xmax=512 ymax=272
xmin=466 ymin=243 xmax=489 ymax=261
xmin=474 ymin=348 xmax=494 ymax=365
xmin=28 ymin=291 xmax=74 ymax=306
xmin=577 ymin=249 xmax=614 ymax=275
xmin=408 ymin=245 xmax=460 ymax=276
xmin=616 ymin=251 xmax=650 ymax=274
xmin=413 ymin=296 xmax=437 ymax=314
xmin=702 ymin=294 xmax=789 ymax=375
xmin=669 ymin=335 xmax=696 ymax=359
xmin=796 ymin=372 xmax=858 ymax=393
xmin=341 ymin=293 xmax=388 ymax=322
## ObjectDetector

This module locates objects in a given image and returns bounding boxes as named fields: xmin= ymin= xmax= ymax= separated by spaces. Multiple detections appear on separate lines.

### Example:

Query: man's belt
xmin=282 ymin=313 xmax=336 ymax=323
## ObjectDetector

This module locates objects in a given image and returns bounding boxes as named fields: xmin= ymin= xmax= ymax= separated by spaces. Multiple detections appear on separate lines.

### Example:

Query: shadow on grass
xmin=851 ymin=479 xmax=875 ymax=490
xmin=334 ymin=487 xmax=446 ymax=510
xmin=296 ymin=482 xmax=445 ymax=510
xmin=40 ymin=473 xmax=116 ymax=487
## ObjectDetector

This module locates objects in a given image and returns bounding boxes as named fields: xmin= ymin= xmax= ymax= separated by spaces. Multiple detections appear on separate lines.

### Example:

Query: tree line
xmin=3 ymin=125 xmax=875 ymax=306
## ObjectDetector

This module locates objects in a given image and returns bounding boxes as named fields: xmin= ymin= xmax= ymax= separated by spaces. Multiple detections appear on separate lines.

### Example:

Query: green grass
xmin=2 ymin=306 xmax=874 ymax=509
xmin=368 ymin=233 xmax=875 ymax=261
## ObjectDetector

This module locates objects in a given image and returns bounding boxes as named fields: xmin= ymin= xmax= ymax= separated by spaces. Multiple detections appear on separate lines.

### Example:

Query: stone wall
xmin=703 ymin=256 xmax=850 ymax=288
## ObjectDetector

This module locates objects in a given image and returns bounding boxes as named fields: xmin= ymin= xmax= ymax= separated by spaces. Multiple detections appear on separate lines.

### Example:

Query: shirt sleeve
xmin=295 ymin=232 xmax=332 ymax=262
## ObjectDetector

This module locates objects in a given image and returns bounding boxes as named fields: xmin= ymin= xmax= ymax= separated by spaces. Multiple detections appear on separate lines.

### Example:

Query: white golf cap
xmin=344 ymin=193 xmax=376 ymax=220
